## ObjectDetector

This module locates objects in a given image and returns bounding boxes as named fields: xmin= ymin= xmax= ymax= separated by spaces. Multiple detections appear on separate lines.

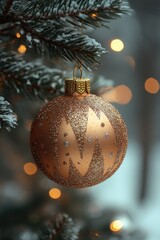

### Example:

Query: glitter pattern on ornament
xmin=30 ymin=79 xmax=128 ymax=188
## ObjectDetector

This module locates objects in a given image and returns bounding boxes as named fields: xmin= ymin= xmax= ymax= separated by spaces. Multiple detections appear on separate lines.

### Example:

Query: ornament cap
xmin=65 ymin=78 xmax=91 ymax=96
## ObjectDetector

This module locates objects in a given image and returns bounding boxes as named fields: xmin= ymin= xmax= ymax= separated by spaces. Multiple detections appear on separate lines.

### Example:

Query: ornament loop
xmin=73 ymin=64 xmax=83 ymax=79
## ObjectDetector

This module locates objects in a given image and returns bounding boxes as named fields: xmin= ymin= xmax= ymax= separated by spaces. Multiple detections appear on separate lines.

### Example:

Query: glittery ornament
xmin=30 ymin=78 xmax=128 ymax=188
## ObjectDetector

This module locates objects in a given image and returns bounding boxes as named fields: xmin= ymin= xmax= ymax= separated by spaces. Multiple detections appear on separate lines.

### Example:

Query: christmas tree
xmin=1 ymin=0 xmax=156 ymax=239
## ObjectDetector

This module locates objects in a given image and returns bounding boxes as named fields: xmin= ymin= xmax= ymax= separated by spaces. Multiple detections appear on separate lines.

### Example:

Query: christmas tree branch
xmin=0 ymin=96 xmax=17 ymax=131
xmin=39 ymin=214 xmax=80 ymax=240
xmin=0 ymin=0 xmax=131 ymax=67
xmin=19 ymin=0 xmax=132 ymax=28
xmin=20 ymin=20 xmax=106 ymax=69
xmin=0 ymin=18 xmax=106 ymax=68
xmin=0 ymin=50 xmax=66 ymax=101
xmin=3 ymin=0 xmax=14 ymax=16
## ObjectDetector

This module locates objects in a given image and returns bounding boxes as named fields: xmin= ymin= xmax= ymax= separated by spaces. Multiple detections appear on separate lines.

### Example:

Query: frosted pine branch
xmin=21 ymin=20 xmax=106 ymax=69
xmin=0 ymin=0 xmax=131 ymax=67
xmin=14 ymin=0 xmax=132 ymax=28
xmin=0 ymin=96 xmax=17 ymax=131
xmin=0 ymin=50 xmax=66 ymax=101
xmin=39 ymin=214 xmax=80 ymax=240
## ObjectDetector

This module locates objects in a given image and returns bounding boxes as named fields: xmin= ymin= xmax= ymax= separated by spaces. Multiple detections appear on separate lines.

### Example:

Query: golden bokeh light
xmin=49 ymin=188 xmax=61 ymax=199
xmin=115 ymin=85 xmax=133 ymax=104
xmin=95 ymin=233 xmax=100 ymax=237
xmin=16 ymin=32 xmax=21 ymax=38
xmin=100 ymin=85 xmax=132 ymax=105
xmin=110 ymin=220 xmax=124 ymax=232
xmin=91 ymin=13 xmax=97 ymax=18
xmin=110 ymin=39 xmax=124 ymax=52
xmin=18 ymin=44 xmax=27 ymax=54
xmin=144 ymin=77 xmax=159 ymax=94
xmin=24 ymin=162 xmax=37 ymax=175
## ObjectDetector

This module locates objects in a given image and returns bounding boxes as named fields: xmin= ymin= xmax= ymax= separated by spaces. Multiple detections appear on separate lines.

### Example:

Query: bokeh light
xmin=110 ymin=39 xmax=124 ymax=52
xmin=100 ymin=85 xmax=133 ymax=104
xmin=110 ymin=220 xmax=124 ymax=232
xmin=95 ymin=233 xmax=100 ymax=237
xmin=18 ymin=44 xmax=27 ymax=54
xmin=16 ymin=32 xmax=21 ymax=38
xmin=144 ymin=77 xmax=159 ymax=94
xmin=24 ymin=162 xmax=37 ymax=175
xmin=49 ymin=188 xmax=61 ymax=199
xmin=91 ymin=13 xmax=97 ymax=18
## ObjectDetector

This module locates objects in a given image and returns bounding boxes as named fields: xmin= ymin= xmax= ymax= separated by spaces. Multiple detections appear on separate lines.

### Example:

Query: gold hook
xmin=73 ymin=21 xmax=84 ymax=79
xmin=73 ymin=64 xmax=83 ymax=79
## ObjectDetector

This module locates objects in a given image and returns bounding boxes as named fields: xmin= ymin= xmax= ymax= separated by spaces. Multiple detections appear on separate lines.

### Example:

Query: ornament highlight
xmin=30 ymin=78 xmax=128 ymax=188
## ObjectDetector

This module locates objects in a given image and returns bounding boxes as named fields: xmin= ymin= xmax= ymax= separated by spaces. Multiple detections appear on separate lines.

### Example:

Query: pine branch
xmin=3 ymin=0 xmax=14 ymax=16
xmin=20 ymin=20 xmax=106 ymax=69
xmin=0 ymin=0 xmax=131 ymax=67
xmin=0 ymin=49 xmax=66 ymax=101
xmin=16 ymin=0 xmax=132 ymax=28
xmin=39 ymin=214 xmax=80 ymax=240
xmin=0 ymin=96 xmax=17 ymax=131
xmin=0 ymin=19 xmax=106 ymax=68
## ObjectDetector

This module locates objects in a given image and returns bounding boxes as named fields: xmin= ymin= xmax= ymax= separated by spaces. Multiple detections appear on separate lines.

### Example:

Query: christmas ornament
xmin=30 ymin=70 xmax=128 ymax=188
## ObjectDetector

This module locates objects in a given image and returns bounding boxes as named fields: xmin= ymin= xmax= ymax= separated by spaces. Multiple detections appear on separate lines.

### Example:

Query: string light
xmin=144 ymin=77 xmax=159 ymax=94
xmin=110 ymin=220 xmax=124 ymax=232
xmin=18 ymin=44 xmax=27 ymax=54
xmin=91 ymin=13 xmax=97 ymax=18
xmin=110 ymin=39 xmax=124 ymax=52
xmin=16 ymin=32 xmax=21 ymax=38
xmin=49 ymin=188 xmax=61 ymax=199
xmin=24 ymin=162 xmax=37 ymax=175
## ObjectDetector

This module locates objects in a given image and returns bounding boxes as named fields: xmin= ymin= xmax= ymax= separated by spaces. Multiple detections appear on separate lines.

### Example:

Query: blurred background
xmin=0 ymin=0 xmax=160 ymax=239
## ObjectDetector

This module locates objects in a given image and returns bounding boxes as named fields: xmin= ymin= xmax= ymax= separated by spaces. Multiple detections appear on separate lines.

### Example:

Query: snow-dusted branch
xmin=20 ymin=20 xmax=106 ymax=69
xmin=39 ymin=214 xmax=80 ymax=240
xmin=0 ymin=0 xmax=131 ymax=67
xmin=0 ymin=96 xmax=17 ymax=131
xmin=17 ymin=0 xmax=132 ymax=28
xmin=0 ymin=50 xmax=66 ymax=101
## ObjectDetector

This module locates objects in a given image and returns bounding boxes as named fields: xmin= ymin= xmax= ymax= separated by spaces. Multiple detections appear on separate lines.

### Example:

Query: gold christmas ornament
xmin=30 ymin=75 xmax=128 ymax=188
